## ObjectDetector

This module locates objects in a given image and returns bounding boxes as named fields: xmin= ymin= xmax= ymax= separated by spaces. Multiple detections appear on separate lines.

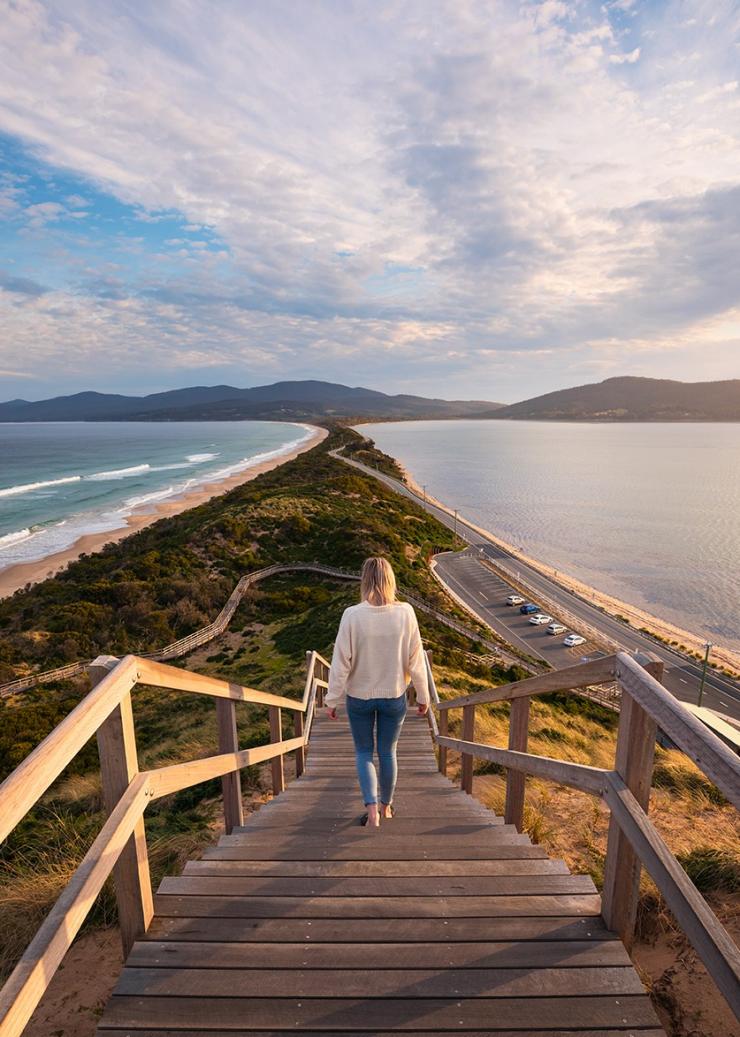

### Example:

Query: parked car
xmin=506 ymin=594 xmax=524 ymax=606
xmin=519 ymin=603 xmax=539 ymax=614
xmin=563 ymin=633 xmax=586 ymax=647
xmin=546 ymin=622 xmax=566 ymax=635
xmin=529 ymin=613 xmax=552 ymax=625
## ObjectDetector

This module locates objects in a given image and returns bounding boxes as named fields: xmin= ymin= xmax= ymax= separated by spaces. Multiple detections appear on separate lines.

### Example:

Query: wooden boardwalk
xmin=98 ymin=707 xmax=662 ymax=1035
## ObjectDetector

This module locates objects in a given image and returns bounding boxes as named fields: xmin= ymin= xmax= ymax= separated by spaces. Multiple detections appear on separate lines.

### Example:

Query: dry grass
xmin=438 ymin=680 xmax=740 ymax=889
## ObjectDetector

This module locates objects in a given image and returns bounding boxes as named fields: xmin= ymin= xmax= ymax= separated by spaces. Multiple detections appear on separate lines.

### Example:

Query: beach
xmin=0 ymin=424 xmax=327 ymax=599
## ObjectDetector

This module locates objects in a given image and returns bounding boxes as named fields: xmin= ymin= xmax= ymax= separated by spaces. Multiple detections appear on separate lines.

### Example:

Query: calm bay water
xmin=358 ymin=420 xmax=740 ymax=652
xmin=0 ymin=421 xmax=311 ymax=569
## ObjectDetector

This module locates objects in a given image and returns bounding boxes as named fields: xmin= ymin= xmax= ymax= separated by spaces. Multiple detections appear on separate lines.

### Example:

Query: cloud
xmin=24 ymin=201 xmax=67 ymax=226
xmin=0 ymin=0 xmax=738 ymax=400
xmin=0 ymin=269 xmax=50 ymax=297
xmin=610 ymin=47 xmax=640 ymax=64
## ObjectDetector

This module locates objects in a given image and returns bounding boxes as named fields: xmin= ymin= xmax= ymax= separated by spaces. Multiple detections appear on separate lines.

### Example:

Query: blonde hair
xmin=360 ymin=557 xmax=397 ymax=606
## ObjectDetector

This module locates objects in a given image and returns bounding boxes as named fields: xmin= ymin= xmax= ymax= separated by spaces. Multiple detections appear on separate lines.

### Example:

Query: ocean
xmin=0 ymin=421 xmax=312 ymax=570
xmin=358 ymin=420 xmax=740 ymax=652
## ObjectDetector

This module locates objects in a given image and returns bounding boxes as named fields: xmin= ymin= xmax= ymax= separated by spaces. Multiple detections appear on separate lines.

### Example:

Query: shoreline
xmin=393 ymin=458 xmax=740 ymax=678
xmin=0 ymin=425 xmax=328 ymax=599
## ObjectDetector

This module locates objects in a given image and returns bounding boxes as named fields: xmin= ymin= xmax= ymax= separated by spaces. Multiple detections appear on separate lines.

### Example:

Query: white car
xmin=547 ymin=622 xmax=566 ymax=635
xmin=563 ymin=633 xmax=586 ymax=647
xmin=529 ymin=613 xmax=552 ymax=625
xmin=506 ymin=594 xmax=524 ymax=606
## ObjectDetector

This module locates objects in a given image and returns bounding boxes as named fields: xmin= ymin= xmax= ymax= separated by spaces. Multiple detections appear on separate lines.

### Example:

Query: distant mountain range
xmin=491 ymin=376 xmax=740 ymax=422
xmin=1 ymin=376 xmax=738 ymax=423
xmin=0 ymin=380 xmax=502 ymax=423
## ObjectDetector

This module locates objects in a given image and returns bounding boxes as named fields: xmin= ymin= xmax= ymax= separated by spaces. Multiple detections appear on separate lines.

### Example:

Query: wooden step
xmin=114 ymin=964 xmax=644 ymax=998
xmin=146 ymin=914 xmax=616 ymax=943
xmin=184 ymin=858 xmax=569 ymax=877
xmin=127 ymin=937 xmax=631 ymax=969
xmin=202 ymin=842 xmax=550 ymax=861
xmin=100 ymin=994 xmax=660 ymax=1031
xmin=231 ymin=817 xmax=505 ymax=833
xmin=152 ymin=893 xmax=603 ymax=918
xmin=156 ymin=875 xmax=597 ymax=898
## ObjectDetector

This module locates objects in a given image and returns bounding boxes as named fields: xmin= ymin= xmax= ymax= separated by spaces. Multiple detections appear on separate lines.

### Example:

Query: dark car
xmin=519 ymin=603 xmax=539 ymax=614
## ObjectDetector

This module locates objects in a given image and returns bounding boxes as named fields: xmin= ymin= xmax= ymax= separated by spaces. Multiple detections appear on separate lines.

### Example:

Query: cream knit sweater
xmin=325 ymin=601 xmax=430 ymax=708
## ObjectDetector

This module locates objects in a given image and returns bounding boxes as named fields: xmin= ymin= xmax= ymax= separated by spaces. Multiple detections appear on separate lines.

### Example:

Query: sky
xmin=0 ymin=0 xmax=739 ymax=404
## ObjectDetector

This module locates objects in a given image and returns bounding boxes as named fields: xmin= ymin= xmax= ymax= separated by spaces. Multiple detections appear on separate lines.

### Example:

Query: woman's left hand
xmin=327 ymin=706 xmax=338 ymax=720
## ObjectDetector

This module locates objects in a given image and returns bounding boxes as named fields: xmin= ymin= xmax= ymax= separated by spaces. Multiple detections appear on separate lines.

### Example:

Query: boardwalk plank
xmin=127 ymin=938 xmax=631 ymax=969
xmin=233 ymin=817 xmax=506 ymax=832
xmin=146 ymin=915 xmax=617 ymax=943
xmin=203 ymin=843 xmax=551 ymax=860
xmin=156 ymin=875 xmax=597 ymax=897
xmin=101 ymin=1030 xmax=666 ymax=1036
xmin=114 ymin=965 xmax=645 ymax=998
xmin=152 ymin=893 xmax=603 ymax=918
xmin=182 ymin=858 xmax=569 ymax=876
xmin=100 ymin=994 xmax=660 ymax=1030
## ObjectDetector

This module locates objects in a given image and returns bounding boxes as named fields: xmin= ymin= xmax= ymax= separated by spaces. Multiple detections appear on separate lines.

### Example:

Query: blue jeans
xmin=346 ymin=694 xmax=407 ymax=806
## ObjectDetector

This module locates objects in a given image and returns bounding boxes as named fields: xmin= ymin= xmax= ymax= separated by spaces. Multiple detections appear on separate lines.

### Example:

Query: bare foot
xmin=380 ymin=803 xmax=393 ymax=819
xmin=367 ymin=804 xmax=380 ymax=827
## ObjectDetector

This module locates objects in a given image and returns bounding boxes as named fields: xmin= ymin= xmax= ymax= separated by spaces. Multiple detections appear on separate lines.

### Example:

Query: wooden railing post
xmin=505 ymin=696 xmax=530 ymax=830
xmin=602 ymin=653 xmax=663 ymax=948
xmin=461 ymin=704 xmax=475 ymax=794
xmin=269 ymin=705 xmax=285 ymax=795
xmin=314 ymin=656 xmax=325 ymax=708
xmin=438 ymin=709 xmax=448 ymax=775
xmin=92 ymin=657 xmax=153 ymax=957
xmin=216 ymin=698 xmax=243 ymax=834
xmin=293 ymin=710 xmax=305 ymax=777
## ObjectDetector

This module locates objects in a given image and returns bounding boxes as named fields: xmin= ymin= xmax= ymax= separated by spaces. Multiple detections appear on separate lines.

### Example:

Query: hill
xmin=0 ymin=380 xmax=502 ymax=422
xmin=487 ymin=376 xmax=740 ymax=422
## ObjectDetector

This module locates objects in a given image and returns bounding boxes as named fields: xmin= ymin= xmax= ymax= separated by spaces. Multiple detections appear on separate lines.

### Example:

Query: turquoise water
xmin=358 ymin=420 xmax=740 ymax=651
xmin=0 ymin=421 xmax=311 ymax=569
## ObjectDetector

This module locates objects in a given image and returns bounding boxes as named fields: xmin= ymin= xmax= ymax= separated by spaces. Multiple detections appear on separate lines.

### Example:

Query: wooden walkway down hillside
xmin=98 ymin=707 xmax=662 ymax=1035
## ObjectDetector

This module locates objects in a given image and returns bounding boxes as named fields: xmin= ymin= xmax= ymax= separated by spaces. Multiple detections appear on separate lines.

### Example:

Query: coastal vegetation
xmin=0 ymin=427 xmax=737 ymax=1036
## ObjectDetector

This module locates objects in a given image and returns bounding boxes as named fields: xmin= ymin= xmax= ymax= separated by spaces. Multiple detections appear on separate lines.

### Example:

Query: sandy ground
xmin=398 ymin=461 xmax=740 ymax=677
xmin=0 ymin=425 xmax=327 ymax=599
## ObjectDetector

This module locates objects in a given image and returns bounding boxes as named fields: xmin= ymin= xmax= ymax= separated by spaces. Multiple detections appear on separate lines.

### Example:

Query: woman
xmin=325 ymin=557 xmax=429 ymax=828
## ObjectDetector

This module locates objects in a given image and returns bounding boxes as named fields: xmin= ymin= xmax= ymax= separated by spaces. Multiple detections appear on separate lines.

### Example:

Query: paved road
xmin=433 ymin=549 xmax=580 ymax=670
xmin=335 ymin=451 xmax=740 ymax=722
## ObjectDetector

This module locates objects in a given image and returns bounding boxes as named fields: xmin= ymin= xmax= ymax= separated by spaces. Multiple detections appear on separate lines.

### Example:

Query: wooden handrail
xmin=435 ymin=734 xmax=610 ymax=795
xmin=0 ymin=648 xmax=329 ymax=1037
xmin=135 ymin=657 xmax=310 ymax=712
xmin=437 ymin=654 xmax=618 ymax=710
xmin=0 ymin=774 xmax=150 ymax=1037
xmin=147 ymin=736 xmax=307 ymax=801
xmin=616 ymin=651 xmax=739 ymax=808
xmin=0 ymin=655 xmax=138 ymax=844
xmin=426 ymin=651 xmax=740 ymax=1018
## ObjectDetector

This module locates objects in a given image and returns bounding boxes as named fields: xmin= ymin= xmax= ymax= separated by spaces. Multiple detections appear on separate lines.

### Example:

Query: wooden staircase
xmin=2 ymin=646 xmax=737 ymax=1036
xmin=97 ymin=707 xmax=662 ymax=1035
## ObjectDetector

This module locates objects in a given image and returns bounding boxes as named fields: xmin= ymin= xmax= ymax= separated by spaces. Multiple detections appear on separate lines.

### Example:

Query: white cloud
xmin=0 ymin=0 xmax=738 ymax=399
xmin=610 ymin=46 xmax=641 ymax=63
